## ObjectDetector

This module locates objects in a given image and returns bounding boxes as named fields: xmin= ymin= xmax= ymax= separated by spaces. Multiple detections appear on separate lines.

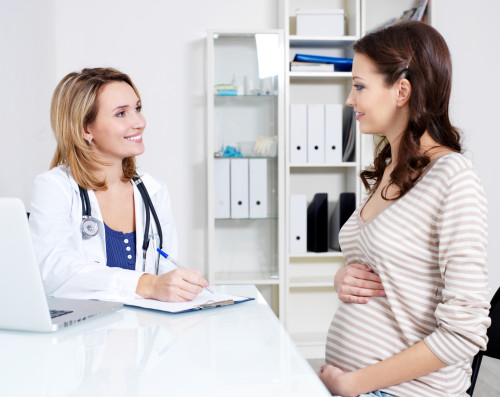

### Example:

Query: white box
xmin=230 ymin=159 xmax=249 ymax=219
xmin=296 ymin=9 xmax=345 ymax=37
xmin=290 ymin=104 xmax=308 ymax=163
xmin=249 ymin=159 xmax=268 ymax=218
xmin=290 ymin=195 xmax=307 ymax=253
xmin=325 ymin=104 xmax=343 ymax=163
xmin=307 ymin=104 xmax=325 ymax=163
xmin=214 ymin=159 xmax=230 ymax=219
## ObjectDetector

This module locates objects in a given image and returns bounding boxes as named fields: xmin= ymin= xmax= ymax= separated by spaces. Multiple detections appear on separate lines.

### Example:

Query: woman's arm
xmin=319 ymin=340 xmax=446 ymax=397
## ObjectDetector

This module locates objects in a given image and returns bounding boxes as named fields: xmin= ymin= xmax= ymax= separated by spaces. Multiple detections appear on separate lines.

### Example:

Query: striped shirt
xmin=326 ymin=153 xmax=490 ymax=397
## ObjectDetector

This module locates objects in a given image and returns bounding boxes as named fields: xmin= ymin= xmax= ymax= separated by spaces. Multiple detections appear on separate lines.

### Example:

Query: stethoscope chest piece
xmin=81 ymin=215 xmax=99 ymax=237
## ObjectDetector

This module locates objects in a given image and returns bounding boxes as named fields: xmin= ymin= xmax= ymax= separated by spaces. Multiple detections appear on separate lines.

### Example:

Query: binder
xmin=230 ymin=159 xmax=249 ymax=219
xmin=307 ymin=104 xmax=325 ymax=163
xmin=214 ymin=159 xmax=230 ymax=219
xmin=290 ymin=104 xmax=307 ymax=163
xmin=249 ymin=159 xmax=268 ymax=218
xmin=330 ymin=193 xmax=356 ymax=251
xmin=325 ymin=104 xmax=343 ymax=163
xmin=124 ymin=289 xmax=254 ymax=314
xmin=290 ymin=194 xmax=307 ymax=253
xmin=307 ymin=193 xmax=328 ymax=252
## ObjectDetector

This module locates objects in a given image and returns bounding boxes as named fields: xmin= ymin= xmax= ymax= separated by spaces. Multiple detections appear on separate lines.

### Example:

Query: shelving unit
xmin=279 ymin=0 xmax=362 ymax=359
xmin=206 ymin=30 xmax=285 ymax=317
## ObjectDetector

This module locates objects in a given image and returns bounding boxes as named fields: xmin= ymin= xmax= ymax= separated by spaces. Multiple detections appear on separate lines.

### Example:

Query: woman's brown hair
xmin=50 ymin=67 xmax=140 ymax=190
xmin=354 ymin=21 xmax=461 ymax=199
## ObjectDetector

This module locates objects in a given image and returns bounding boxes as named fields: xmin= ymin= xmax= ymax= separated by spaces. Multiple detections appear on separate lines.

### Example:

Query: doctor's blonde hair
xmin=50 ymin=67 xmax=140 ymax=190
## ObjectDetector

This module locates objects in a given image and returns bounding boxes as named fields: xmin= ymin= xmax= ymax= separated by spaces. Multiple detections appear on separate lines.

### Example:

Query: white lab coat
xmin=29 ymin=165 xmax=178 ymax=301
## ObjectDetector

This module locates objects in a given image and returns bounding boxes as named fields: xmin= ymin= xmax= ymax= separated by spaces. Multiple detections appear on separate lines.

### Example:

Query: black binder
xmin=330 ymin=192 xmax=356 ymax=251
xmin=307 ymin=193 xmax=328 ymax=252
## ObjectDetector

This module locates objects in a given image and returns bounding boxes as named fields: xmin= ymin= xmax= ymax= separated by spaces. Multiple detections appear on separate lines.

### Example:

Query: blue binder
xmin=293 ymin=54 xmax=353 ymax=72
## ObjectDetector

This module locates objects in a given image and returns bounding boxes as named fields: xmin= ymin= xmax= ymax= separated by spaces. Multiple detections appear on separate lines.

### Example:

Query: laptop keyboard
xmin=50 ymin=309 xmax=73 ymax=319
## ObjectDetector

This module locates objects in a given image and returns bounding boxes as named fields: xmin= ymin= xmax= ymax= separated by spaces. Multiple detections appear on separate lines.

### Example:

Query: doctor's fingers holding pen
xmin=136 ymin=270 xmax=209 ymax=302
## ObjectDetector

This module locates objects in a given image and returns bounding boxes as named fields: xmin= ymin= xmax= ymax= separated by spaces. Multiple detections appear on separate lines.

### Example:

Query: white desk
xmin=0 ymin=285 xmax=331 ymax=397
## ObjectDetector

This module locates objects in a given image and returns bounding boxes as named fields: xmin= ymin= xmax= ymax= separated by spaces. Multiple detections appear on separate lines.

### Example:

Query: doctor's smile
xmin=125 ymin=133 xmax=143 ymax=142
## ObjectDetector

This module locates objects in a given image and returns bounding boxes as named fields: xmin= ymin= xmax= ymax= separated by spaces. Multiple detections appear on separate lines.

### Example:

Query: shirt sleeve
xmin=29 ymin=170 xmax=142 ymax=301
xmin=424 ymin=163 xmax=491 ymax=364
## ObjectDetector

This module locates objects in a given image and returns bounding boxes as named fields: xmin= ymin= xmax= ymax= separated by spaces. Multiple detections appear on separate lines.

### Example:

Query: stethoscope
xmin=79 ymin=176 xmax=163 ymax=274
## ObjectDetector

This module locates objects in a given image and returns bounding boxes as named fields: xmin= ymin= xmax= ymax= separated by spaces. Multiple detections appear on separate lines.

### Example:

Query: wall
xmin=1 ymin=0 xmax=277 ymax=271
xmin=432 ymin=0 xmax=500 ymax=298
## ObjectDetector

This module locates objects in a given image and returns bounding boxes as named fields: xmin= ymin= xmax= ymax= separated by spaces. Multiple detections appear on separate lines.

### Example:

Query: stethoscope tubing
xmin=79 ymin=176 xmax=163 ymax=273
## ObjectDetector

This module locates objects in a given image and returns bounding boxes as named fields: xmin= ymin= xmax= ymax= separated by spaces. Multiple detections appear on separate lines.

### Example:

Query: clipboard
xmin=123 ymin=290 xmax=254 ymax=314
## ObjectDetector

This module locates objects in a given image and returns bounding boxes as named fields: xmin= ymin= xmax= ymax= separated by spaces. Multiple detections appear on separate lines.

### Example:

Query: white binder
xmin=249 ymin=159 xmax=268 ymax=218
xmin=307 ymin=104 xmax=325 ymax=163
xmin=230 ymin=158 xmax=249 ymax=219
xmin=290 ymin=194 xmax=307 ymax=253
xmin=214 ymin=159 xmax=230 ymax=219
xmin=325 ymin=104 xmax=343 ymax=163
xmin=290 ymin=104 xmax=307 ymax=163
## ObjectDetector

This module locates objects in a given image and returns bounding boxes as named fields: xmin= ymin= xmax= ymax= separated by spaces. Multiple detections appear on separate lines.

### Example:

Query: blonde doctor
xmin=29 ymin=67 xmax=208 ymax=302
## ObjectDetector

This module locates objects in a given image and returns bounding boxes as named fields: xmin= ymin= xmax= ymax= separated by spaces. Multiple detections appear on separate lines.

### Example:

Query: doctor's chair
xmin=467 ymin=285 xmax=500 ymax=396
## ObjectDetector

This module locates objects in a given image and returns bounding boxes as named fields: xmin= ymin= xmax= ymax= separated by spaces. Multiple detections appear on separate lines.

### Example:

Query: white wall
xmin=432 ymin=0 xmax=500 ymax=298
xmin=1 ymin=0 xmax=277 ymax=271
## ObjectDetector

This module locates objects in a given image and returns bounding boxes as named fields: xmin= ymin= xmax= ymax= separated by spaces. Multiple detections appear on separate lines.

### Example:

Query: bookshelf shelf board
xmin=289 ymin=35 xmax=358 ymax=47
xmin=289 ymin=71 xmax=352 ymax=79
xmin=288 ymin=162 xmax=357 ymax=169
xmin=289 ymin=251 xmax=343 ymax=259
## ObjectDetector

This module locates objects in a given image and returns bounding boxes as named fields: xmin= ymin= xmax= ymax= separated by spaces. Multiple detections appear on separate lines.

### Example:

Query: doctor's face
xmin=85 ymin=81 xmax=146 ymax=164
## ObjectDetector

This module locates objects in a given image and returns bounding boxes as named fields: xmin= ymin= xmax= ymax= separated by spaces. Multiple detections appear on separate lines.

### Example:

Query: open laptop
xmin=0 ymin=197 xmax=123 ymax=332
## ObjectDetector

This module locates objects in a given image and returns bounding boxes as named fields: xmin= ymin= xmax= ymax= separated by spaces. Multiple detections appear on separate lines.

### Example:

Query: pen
xmin=156 ymin=248 xmax=214 ymax=294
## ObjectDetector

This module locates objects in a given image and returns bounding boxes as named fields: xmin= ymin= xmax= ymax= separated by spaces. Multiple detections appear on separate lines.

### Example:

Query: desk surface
xmin=0 ymin=285 xmax=330 ymax=397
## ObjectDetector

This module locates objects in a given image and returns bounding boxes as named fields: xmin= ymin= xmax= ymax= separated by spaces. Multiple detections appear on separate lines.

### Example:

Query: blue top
xmin=104 ymin=223 xmax=136 ymax=270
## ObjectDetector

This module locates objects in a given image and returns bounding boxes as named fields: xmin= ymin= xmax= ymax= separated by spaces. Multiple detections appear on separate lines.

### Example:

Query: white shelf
xmin=283 ymin=0 xmax=362 ymax=355
xmin=289 ymin=251 xmax=343 ymax=259
xmin=289 ymin=162 xmax=357 ymax=169
xmin=207 ymin=30 xmax=285 ymax=320
xmin=214 ymin=94 xmax=278 ymax=98
xmin=289 ymin=71 xmax=352 ymax=79
xmin=289 ymin=35 xmax=358 ymax=46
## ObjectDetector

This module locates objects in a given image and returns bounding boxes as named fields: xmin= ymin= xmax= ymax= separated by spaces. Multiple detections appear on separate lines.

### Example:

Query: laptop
xmin=0 ymin=197 xmax=123 ymax=332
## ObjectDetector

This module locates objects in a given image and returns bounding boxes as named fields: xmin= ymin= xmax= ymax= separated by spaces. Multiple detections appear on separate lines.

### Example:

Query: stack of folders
xmin=289 ymin=192 xmax=356 ymax=254
xmin=290 ymin=104 xmax=355 ymax=163
xmin=214 ymin=158 xmax=273 ymax=219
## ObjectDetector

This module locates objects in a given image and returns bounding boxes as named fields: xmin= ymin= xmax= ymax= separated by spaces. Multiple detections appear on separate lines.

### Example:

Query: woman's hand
xmin=319 ymin=365 xmax=355 ymax=397
xmin=136 ymin=269 xmax=209 ymax=302
xmin=334 ymin=263 xmax=385 ymax=303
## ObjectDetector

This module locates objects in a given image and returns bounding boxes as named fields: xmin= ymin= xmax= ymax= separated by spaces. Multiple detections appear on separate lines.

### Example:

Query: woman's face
xmin=346 ymin=53 xmax=406 ymax=140
xmin=85 ymin=81 xmax=146 ymax=163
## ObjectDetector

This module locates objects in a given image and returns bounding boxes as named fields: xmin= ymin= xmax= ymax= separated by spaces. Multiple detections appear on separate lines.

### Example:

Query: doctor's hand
xmin=136 ymin=270 xmax=209 ymax=302
xmin=334 ymin=263 xmax=385 ymax=304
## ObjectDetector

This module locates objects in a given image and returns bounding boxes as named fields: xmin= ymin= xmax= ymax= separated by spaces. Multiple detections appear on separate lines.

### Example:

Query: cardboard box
xmin=296 ymin=9 xmax=345 ymax=37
